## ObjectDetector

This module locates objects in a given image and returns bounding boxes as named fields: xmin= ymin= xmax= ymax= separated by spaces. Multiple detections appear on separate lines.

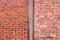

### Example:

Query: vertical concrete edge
xmin=28 ymin=0 xmax=34 ymax=40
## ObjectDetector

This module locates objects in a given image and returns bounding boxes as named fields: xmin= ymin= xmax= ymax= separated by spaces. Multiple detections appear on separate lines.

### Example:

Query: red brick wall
xmin=0 ymin=0 xmax=28 ymax=40
xmin=34 ymin=0 xmax=60 ymax=40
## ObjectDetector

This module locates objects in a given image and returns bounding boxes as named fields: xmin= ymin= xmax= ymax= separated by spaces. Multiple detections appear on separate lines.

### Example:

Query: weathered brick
xmin=34 ymin=0 xmax=60 ymax=40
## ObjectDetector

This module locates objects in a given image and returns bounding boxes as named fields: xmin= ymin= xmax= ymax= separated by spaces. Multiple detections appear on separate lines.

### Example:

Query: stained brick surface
xmin=0 ymin=0 xmax=28 ymax=40
xmin=34 ymin=0 xmax=60 ymax=40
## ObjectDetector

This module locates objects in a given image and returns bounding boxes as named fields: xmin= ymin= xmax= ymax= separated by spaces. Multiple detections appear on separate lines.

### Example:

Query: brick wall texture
xmin=0 ymin=0 xmax=28 ymax=40
xmin=34 ymin=0 xmax=60 ymax=40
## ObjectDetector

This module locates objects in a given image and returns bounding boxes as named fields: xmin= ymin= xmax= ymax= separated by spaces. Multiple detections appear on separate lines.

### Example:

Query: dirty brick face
xmin=0 ymin=0 xmax=28 ymax=40
xmin=34 ymin=0 xmax=60 ymax=40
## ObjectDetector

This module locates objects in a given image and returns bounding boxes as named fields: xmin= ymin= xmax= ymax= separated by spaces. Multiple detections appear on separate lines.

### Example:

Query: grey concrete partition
xmin=28 ymin=0 xmax=34 ymax=40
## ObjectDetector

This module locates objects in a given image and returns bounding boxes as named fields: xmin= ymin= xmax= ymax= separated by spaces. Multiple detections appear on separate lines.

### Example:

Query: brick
xmin=34 ymin=0 xmax=60 ymax=40
xmin=0 ymin=0 xmax=28 ymax=40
